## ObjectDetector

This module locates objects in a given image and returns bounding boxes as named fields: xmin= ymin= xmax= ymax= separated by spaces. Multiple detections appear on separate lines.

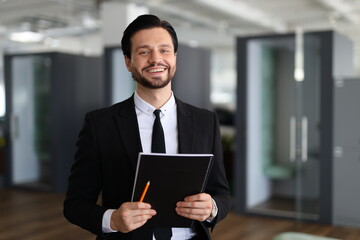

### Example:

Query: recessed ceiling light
xmin=9 ymin=31 xmax=44 ymax=43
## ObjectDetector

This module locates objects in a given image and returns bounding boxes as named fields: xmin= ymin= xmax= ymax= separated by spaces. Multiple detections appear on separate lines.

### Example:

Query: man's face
xmin=125 ymin=27 xmax=177 ymax=89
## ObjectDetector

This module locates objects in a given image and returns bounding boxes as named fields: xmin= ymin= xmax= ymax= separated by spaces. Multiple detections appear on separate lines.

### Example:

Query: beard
xmin=131 ymin=64 xmax=175 ymax=89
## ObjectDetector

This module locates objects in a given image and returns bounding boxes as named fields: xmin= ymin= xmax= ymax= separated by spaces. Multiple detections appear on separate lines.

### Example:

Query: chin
xmin=135 ymin=76 xmax=172 ymax=89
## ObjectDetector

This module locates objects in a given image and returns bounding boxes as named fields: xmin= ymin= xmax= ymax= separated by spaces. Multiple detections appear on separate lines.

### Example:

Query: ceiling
xmin=0 ymin=0 xmax=360 ymax=53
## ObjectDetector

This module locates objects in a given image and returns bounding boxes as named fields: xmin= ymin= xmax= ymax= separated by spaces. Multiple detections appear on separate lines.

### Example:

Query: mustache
xmin=142 ymin=63 xmax=169 ymax=71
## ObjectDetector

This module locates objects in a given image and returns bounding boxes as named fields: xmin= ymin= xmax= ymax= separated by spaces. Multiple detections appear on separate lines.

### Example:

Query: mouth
xmin=144 ymin=66 xmax=168 ymax=78
xmin=148 ymin=68 xmax=165 ymax=73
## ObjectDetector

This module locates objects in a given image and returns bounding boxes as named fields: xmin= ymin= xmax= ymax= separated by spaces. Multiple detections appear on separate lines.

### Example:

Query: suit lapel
xmin=176 ymin=98 xmax=195 ymax=153
xmin=112 ymin=96 xmax=194 ymax=166
xmin=112 ymin=96 xmax=142 ymax=170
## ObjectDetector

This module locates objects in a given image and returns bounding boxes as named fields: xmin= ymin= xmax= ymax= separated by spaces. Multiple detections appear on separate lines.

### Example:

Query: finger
xmin=132 ymin=212 xmax=157 ymax=224
xmin=114 ymin=203 xmax=155 ymax=221
xmin=119 ymin=209 xmax=156 ymax=222
xmin=184 ymin=193 xmax=211 ymax=202
xmin=176 ymin=207 xmax=209 ymax=215
xmin=118 ymin=203 xmax=154 ymax=218
xmin=132 ymin=209 xmax=157 ymax=218
xmin=113 ymin=208 xmax=156 ymax=233
xmin=176 ymin=208 xmax=211 ymax=221
xmin=176 ymin=200 xmax=212 ymax=209
xmin=124 ymin=202 xmax=152 ymax=210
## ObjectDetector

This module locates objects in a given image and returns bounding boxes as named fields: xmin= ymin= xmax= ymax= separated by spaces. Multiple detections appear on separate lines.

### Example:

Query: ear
xmin=124 ymin=55 xmax=131 ymax=72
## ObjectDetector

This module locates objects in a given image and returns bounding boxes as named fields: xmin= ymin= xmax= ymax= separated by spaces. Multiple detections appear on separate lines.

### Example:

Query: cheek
xmin=171 ymin=65 xmax=176 ymax=74
xmin=167 ymin=57 xmax=176 ymax=69
xmin=133 ymin=59 xmax=148 ymax=70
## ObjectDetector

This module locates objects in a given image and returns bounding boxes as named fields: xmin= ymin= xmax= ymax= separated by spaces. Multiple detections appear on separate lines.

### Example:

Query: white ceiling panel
xmin=0 ymin=0 xmax=359 ymax=50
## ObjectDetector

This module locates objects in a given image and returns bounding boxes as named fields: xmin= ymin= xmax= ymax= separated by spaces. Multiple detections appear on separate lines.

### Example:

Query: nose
xmin=148 ymin=50 xmax=162 ymax=64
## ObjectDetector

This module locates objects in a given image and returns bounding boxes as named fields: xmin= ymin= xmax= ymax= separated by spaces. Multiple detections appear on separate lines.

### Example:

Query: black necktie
xmin=151 ymin=109 xmax=172 ymax=240
xmin=151 ymin=109 xmax=166 ymax=153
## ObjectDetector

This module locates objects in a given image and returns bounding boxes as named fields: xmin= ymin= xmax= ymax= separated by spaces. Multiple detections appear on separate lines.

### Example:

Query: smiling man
xmin=64 ymin=14 xmax=232 ymax=240
xmin=126 ymin=27 xmax=176 ymax=90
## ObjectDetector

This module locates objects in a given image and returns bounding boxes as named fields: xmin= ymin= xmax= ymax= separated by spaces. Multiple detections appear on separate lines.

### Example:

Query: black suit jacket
xmin=64 ymin=96 xmax=232 ymax=240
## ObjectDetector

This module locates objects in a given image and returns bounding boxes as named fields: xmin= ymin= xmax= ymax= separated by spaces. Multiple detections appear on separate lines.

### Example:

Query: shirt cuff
xmin=102 ymin=209 xmax=117 ymax=233
xmin=206 ymin=198 xmax=218 ymax=222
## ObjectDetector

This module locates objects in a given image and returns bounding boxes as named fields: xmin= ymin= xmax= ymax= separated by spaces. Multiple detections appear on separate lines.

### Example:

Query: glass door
xmin=293 ymin=32 xmax=322 ymax=221
xmin=8 ymin=54 xmax=52 ymax=190
xmin=241 ymin=32 xmax=321 ymax=221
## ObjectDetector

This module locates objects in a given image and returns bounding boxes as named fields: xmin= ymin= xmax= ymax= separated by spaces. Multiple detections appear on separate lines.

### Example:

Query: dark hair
xmin=121 ymin=14 xmax=178 ymax=58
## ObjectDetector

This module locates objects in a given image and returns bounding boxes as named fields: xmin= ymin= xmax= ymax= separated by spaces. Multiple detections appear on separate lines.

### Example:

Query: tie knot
xmin=153 ymin=109 xmax=161 ymax=118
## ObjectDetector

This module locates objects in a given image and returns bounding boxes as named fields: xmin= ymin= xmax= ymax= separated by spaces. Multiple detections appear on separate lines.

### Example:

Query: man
xmin=64 ymin=14 xmax=232 ymax=240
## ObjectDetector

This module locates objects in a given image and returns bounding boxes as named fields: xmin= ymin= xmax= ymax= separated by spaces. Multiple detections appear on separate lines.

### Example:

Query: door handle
xmin=301 ymin=116 xmax=308 ymax=162
xmin=290 ymin=116 xmax=296 ymax=162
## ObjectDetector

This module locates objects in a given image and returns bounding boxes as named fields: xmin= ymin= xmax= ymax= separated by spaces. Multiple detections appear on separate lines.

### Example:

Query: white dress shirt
xmin=102 ymin=92 xmax=195 ymax=239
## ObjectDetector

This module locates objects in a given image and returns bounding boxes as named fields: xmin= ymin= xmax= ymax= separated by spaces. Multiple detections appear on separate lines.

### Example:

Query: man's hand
xmin=175 ymin=193 xmax=213 ymax=222
xmin=110 ymin=202 xmax=156 ymax=233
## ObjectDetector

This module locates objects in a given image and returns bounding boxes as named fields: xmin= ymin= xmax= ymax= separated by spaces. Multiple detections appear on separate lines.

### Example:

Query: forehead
xmin=130 ymin=27 xmax=174 ymax=49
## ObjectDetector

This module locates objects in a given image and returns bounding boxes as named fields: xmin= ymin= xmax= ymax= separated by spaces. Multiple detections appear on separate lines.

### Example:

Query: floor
xmin=0 ymin=189 xmax=359 ymax=240
xmin=211 ymin=213 xmax=360 ymax=240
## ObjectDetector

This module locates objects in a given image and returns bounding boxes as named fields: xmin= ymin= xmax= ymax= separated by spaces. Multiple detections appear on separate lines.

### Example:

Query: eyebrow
xmin=135 ymin=44 xmax=173 ymax=50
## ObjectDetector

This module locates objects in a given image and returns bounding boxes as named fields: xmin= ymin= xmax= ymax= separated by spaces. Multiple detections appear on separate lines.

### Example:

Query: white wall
xmin=0 ymin=50 xmax=5 ymax=117
xmin=246 ymin=41 xmax=271 ymax=208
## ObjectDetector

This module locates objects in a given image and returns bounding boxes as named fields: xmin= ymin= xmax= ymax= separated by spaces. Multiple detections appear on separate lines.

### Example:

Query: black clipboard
xmin=131 ymin=153 xmax=213 ymax=227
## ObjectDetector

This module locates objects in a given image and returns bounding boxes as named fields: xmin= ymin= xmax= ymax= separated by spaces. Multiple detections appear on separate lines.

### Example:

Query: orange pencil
xmin=139 ymin=181 xmax=150 ymax=202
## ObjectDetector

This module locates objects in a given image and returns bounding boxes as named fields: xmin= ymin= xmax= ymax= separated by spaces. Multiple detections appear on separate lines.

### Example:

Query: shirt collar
xmin=134 ymin=91 xmax=176 ymax=117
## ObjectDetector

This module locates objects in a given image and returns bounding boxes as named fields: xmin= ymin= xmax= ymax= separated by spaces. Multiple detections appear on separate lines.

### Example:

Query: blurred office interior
xmin=0 ymin=0 xmax=360 ymax=239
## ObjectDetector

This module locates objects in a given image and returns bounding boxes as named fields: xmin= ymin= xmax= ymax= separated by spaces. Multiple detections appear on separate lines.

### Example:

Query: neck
xmin=136 ymin=84 xmax=172 ymax=109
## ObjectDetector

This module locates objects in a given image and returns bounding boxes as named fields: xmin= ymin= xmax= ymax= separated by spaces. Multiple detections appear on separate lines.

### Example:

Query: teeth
xmin=149 ymin=68 xmax=164 ymax=73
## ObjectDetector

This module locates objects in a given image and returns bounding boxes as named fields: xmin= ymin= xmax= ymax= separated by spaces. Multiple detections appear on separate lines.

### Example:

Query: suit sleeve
xmin=63 ymin=113 xmax=106 ymax=235
xmin=204 ymin=112 xmax=232 ymax=228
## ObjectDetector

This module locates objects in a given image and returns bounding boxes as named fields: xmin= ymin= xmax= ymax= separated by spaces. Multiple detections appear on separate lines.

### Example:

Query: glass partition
xmin=241 ymin=33 xmax=322 ymax=221
xmin=10 ymin=55 xmax=52 ymax=189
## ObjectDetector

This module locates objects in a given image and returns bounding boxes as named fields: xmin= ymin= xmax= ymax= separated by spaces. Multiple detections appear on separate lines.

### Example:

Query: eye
xmin=139 ymin=50 xmax=150 ymax=55
xmin=160 ymin=49 xmax=171 ymax=54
